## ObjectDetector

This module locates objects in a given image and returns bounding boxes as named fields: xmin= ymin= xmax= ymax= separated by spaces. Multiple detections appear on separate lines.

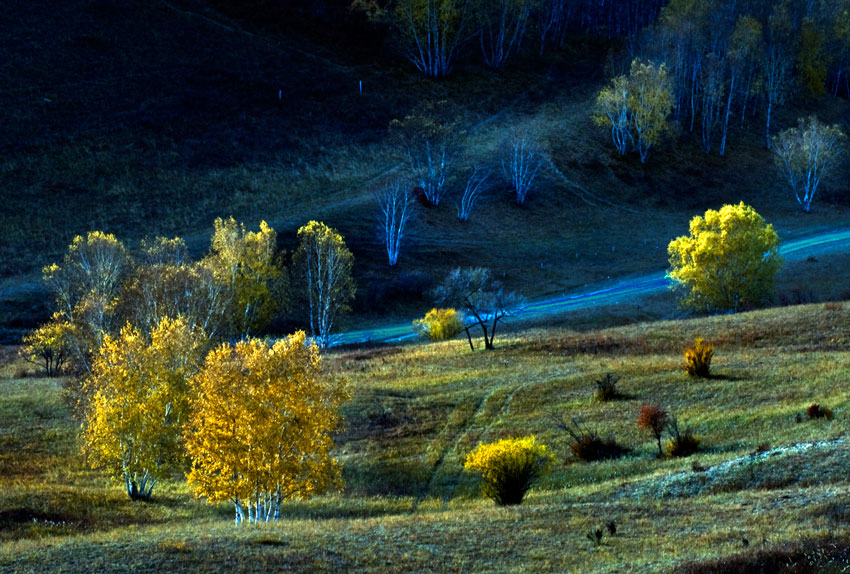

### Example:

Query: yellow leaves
xmin=413 ymin=308 xmax=464 ymax=341
xmin=668 ymin=203 xmax=783 ymax=313
xmin=593 ymin=59 xmax=673 ymax=162
xmin=82 ymin=317 xmax=205 ymax=489
xmin=205 ymin=217 xmax=284 ymax=336
xmin=186 ymin=332 xmax=348 ymax=506
xmin=464 ymin=436 xmax=553 ymax=505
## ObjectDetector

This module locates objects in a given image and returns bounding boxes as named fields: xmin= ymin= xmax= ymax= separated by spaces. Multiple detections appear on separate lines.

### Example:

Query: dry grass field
xmin=3 ymin=303 xmax=850 ymax=572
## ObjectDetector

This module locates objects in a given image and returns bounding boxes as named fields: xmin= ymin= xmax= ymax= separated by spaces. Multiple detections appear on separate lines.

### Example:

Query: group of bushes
xmin=464 ymin=338 xmax=715 ymax=505
xmin=465 ymin=334 xmax=837 ymax=507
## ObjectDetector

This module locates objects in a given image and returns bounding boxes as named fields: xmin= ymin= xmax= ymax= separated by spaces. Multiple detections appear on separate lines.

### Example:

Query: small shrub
xmin=666 ymin=416 xmax=701 ymax=458
xmin=807 ymin=403 xmax=834 ymax=420
xmin=557 ymin=417 xmax=628 ymax=462
xmin=413 ymin=308 xmax=464 ymax=341
xmin=684 ymin=338 xmax=713 ymax=378
xmin=586 ymin=528 xmax=604 ymax=546
xmin=593 ymin=372 xmax=622 ymax=401
xmin=464 ymin=436 xmax=553 ymax=506
xmin=637 ymin=404 xmax=668 ymax=456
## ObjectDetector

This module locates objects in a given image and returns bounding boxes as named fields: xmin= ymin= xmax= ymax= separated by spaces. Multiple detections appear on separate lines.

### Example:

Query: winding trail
xmin=334 ymin=228 xmax=850 ymax=346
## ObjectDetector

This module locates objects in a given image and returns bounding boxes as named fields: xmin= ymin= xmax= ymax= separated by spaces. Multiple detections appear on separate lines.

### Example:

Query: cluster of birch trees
xmin=636 ymin=0 xmax=850 ymax=154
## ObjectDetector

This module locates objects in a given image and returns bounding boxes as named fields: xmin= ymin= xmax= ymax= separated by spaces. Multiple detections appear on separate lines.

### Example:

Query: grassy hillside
xmin=2 ymin=0 xmax=850 ymax=343
xmin=3 ymin=303 xmax=850 ymax=572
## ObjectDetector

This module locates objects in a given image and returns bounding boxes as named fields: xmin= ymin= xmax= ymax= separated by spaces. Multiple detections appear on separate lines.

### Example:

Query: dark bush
xmin=593 ymin=372 xmax=623 ymax=401
xmin=666 ymin=416 xmax=701 ymax=458
xmin=807 ymin=403 xmax=833 ymax=420
xmin=557 ymin=417 xmax=629 ymax=462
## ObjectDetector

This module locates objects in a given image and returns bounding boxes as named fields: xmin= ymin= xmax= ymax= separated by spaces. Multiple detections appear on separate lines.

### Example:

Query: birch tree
xmin=763 ymin=3 xmax=795 ymax=148
xmin=294 ymin=221 xmax=356 ymax=348
xmin=120 ymin=237 xmax=230 ymax=339
xmin=721 ymin=15 xmax=763 ymax=155
xmin=42 ymin=231 xmax=131 ymax=372
xmin=594 ymin=60 xmax=673 ymax=163
xmin=83 ymin=317 xmax=205 ymax=500
xmin=204 ymin=217 xmax=284 ymax=337
xmin=772 ymin=116 xmax=846 ymax=213
xmin=394 ymin=0 xmax=473 ymax=77
xmin=186 ymin=333 xmax=348 ymax=524
xmin=668 ymin=202 xmax=783 ymax=313
xmin=375 ymin=182 xmax=415 ymax=266
xmin=390 ymin=100 xmax=461 ymax=206
xmin=476 ymin=0 xmax=532 ymax=69
xmin=457 ymin=167 xmax=491 ymax=221
xmin=594 ymin=74 xmax=632 ymax=156
xmin=501 ymin=131 xmax=544 ymax=205
xmin=630 ymin=60 xmax=674 ymax=163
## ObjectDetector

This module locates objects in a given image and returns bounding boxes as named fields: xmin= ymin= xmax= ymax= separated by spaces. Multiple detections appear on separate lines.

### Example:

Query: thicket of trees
xmin=24 ymin=218 xmax=355 ymax=506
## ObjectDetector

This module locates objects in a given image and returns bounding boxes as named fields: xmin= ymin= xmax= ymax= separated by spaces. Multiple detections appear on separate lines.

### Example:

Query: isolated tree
xmin=375 ymin=182 xmax=414 ymax=266
xmin=594 ymin=59 xmax=674 ymax=163
xmin=393 ymin=0 xmax=473 ymax=77
xmin=19 ymin=318 xmax=74 ymax=376
xmin=204 ymin=217 xmax=284 ymax=337
xmin=186 ymin=332 xmax=348 ymax=524
xmin=294 ymin=221 xmax=356 ymax=348
xmin=668 ymin=202 xmax=783 ymax=314
xmin=637 ymin=404 xmax=668 ymax=457
xmin=772 ymin=116 xmax=846 ymax=213
xmin=42 ymin=231 xmax=131 ymax=372
xmin=83 ymin=317 xmax=205 ymax=500
xmin=434 ymin=267 xmax=525 ymax=350
xmin=501 ymin=130 xmax=544 ymax=205
xmin=457 ymin=167 xmax=491 ymax=221
xmin=390 ymin=100 xmax=461 ymax=206
xmin=476 ymin=0 xmax=532 ymax=69
xmin=120 ymin=237 xmax=230 ymax=339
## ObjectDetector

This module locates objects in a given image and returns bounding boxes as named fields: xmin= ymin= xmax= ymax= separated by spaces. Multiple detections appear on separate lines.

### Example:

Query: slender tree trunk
xmin=720 ymin=74 xmax=735 ymax=156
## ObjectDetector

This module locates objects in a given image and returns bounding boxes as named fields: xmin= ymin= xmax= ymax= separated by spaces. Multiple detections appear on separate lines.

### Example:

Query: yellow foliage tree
xmin=186 ymin=332 xmax=348 ymax=524
xmin=42 ymin=230 xmax=131 ymax=371
xmin=204 ymin=217 xmax=285 ymax=337
xmin=121 ymin=236 xmax=230 ymax=339
xmin=19 ymin=316 xmax=75 ymax=376
xmin=594 ymin=59 xmax=674 ymax=163
xmin=668 ymin=203 xmax=783 ymax=313
xmin=83 ymin=317 xmax=205 ymax=500
xmin=294 ymin=221 xmax=356 ymax=348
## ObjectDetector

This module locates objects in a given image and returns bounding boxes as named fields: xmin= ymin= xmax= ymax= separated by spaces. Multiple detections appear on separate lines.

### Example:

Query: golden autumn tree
xmin=42 ymin=230 xmax=131 ymax=372
xmin=82 ymin=316 xmax=205 ymax=500
xmin=186 ymin=332 xmax=348 ymax=524
xmin=204 ymin=217 xmax=285 ymax=337
xmin=594 ymin=59 xmax=674 ymax=163
xmin=668 ymin=203 xmax=783 ymax=314
xmin=120 ymin=236 xmax=231 ymax=339
xmin=294 ymin=221 xmax=356 ymax=348
xmin=19 ymin=316 xmax=75 ymax=376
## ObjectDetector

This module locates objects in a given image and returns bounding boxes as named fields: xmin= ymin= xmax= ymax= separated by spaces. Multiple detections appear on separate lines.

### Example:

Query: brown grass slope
xmin=2 ymin=303 xmax=850 ymax=572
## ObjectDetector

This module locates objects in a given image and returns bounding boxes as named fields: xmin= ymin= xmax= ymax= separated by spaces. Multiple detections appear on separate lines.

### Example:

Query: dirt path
xmin=335 ymin=227 xmax=850 ymax=346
